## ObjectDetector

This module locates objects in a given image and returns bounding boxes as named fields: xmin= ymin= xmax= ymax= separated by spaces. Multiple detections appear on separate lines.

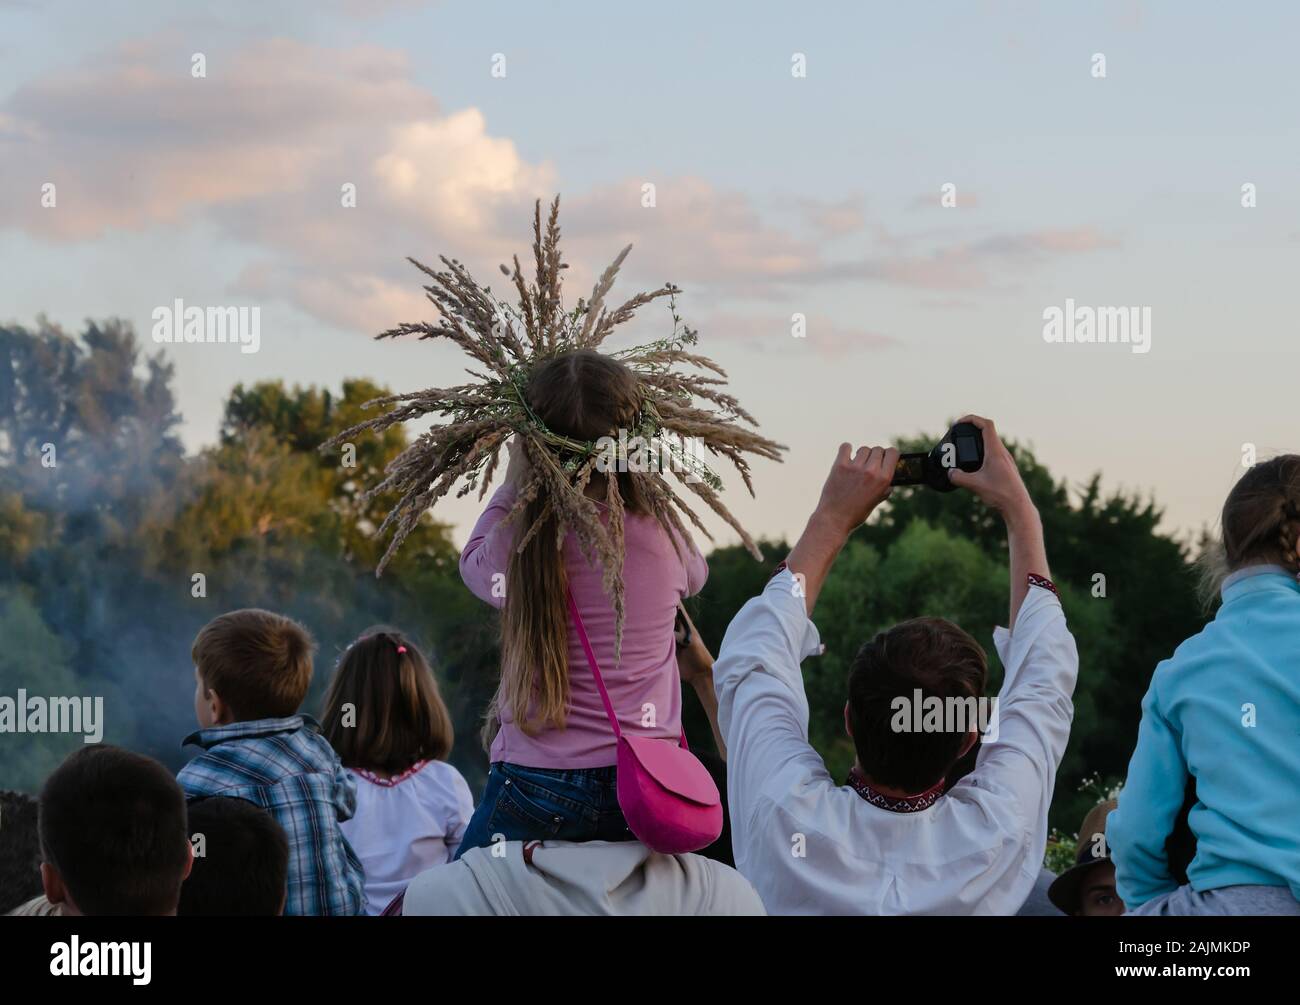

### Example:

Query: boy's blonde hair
xmin=192 ymin=609 xmax=315 ymax=721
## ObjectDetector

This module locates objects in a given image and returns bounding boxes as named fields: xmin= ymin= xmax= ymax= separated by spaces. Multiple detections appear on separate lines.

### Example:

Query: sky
xmin=2 ymin=0 xmax=1295 ymax=552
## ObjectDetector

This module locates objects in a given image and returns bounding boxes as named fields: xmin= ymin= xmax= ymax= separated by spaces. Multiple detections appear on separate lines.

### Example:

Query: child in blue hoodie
xmin=1109 ymin=455 xmax=1300 ymax=915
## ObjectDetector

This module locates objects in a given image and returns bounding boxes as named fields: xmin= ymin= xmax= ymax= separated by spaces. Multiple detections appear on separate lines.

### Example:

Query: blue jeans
xmin=455 ymin=762 xmax=633 ymax=859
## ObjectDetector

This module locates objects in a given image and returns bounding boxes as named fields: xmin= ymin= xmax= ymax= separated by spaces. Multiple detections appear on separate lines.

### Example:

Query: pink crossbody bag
xmin=566 ymin=590 xmax=723 ymax=854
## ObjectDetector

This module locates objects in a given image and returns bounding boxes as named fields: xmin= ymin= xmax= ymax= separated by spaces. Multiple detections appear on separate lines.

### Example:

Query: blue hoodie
xmin=1110 ymin=566 xmax=1300 ymax=908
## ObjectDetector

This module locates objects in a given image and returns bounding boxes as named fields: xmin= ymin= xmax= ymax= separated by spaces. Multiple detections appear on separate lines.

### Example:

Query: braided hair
xmin=1201 ymin=455 xmax=1300 ymax=604
xmin=1223 ymin=455 xmax=1300 ymax=572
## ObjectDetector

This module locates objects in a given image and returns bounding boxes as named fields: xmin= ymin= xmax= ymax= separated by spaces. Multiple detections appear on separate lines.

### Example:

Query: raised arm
xmin=946 ymin=416 xmax=1077 ymax=884
xmin=785 ymin=443 xmax=899 ymax=614
xmin=674 ymin=603 xmax=726 ymax=759
xmin=712 ymin=441 xmax=897 ymax=856
xmin=947 ymin=415 xmax=1047 ymax=630
xmin=458 ymin=439 xmax=527 ymax=607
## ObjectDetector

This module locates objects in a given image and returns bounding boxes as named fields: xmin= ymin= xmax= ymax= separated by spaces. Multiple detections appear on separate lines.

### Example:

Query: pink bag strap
xmin=566 ymin=589 xmax=687 ymax=750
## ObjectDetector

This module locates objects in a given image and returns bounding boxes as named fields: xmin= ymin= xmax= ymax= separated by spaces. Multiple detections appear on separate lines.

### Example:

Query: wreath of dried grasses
xmin=323 ymin=196 xmax=785 ymax=639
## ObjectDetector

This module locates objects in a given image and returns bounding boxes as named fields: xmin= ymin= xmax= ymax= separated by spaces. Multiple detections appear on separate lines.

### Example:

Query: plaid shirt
xmin=179 ymin=714 xmax=367 ymax=916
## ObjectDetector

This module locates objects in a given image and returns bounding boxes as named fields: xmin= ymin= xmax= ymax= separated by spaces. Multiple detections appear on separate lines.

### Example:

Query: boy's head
xmin=192 ymin=608 xmax=315 ymax=725
xmin=0 ymin=789 xmax=43 ymax=914
xmin=846 ymin=617 xmax=988 ymax=794
xmin=38 ymin=745 xmax=193 ymax=915
xmin=179 ymin=796 xmax=289 ymax=916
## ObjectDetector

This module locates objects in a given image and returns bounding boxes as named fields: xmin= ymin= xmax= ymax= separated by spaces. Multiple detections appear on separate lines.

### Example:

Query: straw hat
xmin=1048 ymin=798 xmax=1118 ymax=914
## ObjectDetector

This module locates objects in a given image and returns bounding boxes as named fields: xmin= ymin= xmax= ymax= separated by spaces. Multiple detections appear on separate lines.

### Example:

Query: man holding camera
xmin=708 ymin=415 xmax=1079 ymax=914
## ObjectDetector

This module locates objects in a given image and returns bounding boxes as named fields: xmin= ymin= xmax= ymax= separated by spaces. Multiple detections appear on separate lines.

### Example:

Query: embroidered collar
xmin=351 ymin=760 xmax=430 ymax=787
xmin=846 ymin=768 xmax=945 ymax=813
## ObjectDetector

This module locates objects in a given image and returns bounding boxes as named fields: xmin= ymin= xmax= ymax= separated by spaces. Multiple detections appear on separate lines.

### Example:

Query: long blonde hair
xmin=485 ymin=350 xmax=650 ymax=744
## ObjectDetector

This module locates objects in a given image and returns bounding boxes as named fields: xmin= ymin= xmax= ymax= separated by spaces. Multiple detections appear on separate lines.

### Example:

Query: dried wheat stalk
xmin=322 ymin=196 xmax=785 ymax=641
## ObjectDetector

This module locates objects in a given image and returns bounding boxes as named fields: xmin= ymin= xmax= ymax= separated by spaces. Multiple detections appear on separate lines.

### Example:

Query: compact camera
xmin=890 ymin=421 xmax=984 ymax=493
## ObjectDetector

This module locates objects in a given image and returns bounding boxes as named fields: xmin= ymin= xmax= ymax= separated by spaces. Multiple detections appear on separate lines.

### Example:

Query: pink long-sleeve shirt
xmin=460 ymin=483 xmax=708 ymax=768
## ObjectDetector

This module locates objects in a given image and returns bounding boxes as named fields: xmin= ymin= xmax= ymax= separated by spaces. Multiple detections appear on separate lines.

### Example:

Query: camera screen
xmin=955 ymin=434 xmax=979 ymax=464
xmin=894 ymin=456 xmax=926 ymax=483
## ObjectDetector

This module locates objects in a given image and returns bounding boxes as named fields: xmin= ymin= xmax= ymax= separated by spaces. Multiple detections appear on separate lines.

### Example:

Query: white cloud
xmin=0 ymin=33 xmax=1122 ymax=336
xmin=373 ymin=110 xmax=555 ymax=234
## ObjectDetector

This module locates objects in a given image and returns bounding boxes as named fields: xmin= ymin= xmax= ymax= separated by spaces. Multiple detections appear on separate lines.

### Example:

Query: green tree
xmin=0 ymin=325 xmax=499 ymax=791
xmin=0 ymin=588 xmax=134 ymax=792
xmin=0 ymin=317 xmax=182 ymax=547
xmin=140 ymin=379 xmax=499 ymax=787
xmin=0 ymin=319 xmax=186 ymax=779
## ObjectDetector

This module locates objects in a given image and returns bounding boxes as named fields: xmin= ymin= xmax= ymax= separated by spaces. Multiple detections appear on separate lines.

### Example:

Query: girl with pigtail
xmin=1109 ymin=455 xmax=1300 ymax=915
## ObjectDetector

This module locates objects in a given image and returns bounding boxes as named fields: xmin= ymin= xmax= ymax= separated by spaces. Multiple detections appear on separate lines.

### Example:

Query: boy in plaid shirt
xmin=179 ymin=609 xmax=366 ymax=916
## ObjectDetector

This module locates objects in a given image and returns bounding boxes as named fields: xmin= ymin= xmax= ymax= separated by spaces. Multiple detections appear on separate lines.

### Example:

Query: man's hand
xmin=946 ymin=415 xmax=1047 ymax=628
xmin=947 ymin=415 xmax=1033 ymax=523
xmin=787 ymin=443 xmax=899 ymax=616
xmin=814 ymin=443 xmax=900 ymax=536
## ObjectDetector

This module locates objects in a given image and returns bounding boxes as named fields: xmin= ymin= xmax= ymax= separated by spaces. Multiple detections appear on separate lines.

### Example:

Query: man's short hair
xmin=847 ymin=617 xmax=989 ymax=793
xmin=192 ymin=609 xmax=315 ymax=720
xmin=0 ymin=789 xmax=42 ymax=914
xmin=179 ymin=796 xmax=289 ymax=916
xmin=38 ymin=745 xmax=191 ymax=915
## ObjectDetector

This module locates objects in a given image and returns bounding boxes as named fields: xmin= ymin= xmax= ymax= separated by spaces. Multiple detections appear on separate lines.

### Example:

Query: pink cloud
xmin=965 ymin=226 xmax=1119 ymax=256
xmin=702 ymin=312 xmax=898 ymax=358
xmin=0 ymin=34 xmax=1123 ymax=335
xmin=907 ymin=190 xmax=982 ymax=211
xmin=0 ymin=35 xmax=444 ymax=239
xmin=561 ymin=179 xmax=822 ymax=293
